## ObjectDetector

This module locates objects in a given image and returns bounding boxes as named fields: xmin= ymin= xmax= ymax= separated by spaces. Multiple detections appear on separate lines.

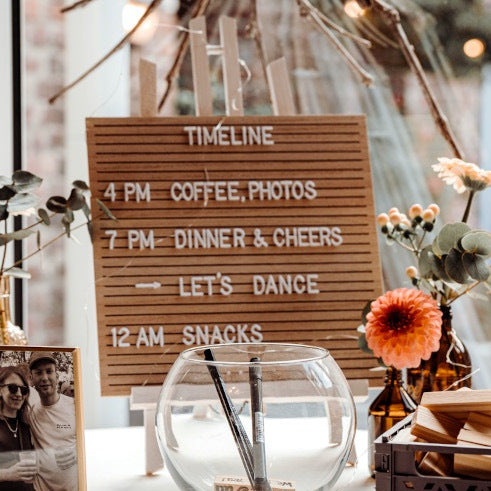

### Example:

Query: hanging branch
xmin=357 ymin=16 xmax=398 ymax=49
xmin=296 ymin=0 xmax=374 ymax=86
xmin=308 ymin=2 xmax=372 ymax=48
xmin=157 ymin=0 xmax=211 ymax=111
xmin=60 ymin=0 xmax=96 ymax=14
xmin=369 ymin=0 xmax=465 ymax=159
xmin=49 ymin=0 xmax=163 ymax=104
xmin=246 ymin=0 xmax=269 ymax=83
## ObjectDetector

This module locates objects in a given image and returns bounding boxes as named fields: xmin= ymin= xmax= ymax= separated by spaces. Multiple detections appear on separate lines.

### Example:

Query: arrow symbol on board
xmin=135 ymin=281 xmax=162 ymax=289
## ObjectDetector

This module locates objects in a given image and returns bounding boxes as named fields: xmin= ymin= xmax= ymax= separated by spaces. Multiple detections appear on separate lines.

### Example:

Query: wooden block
xmin=410 ymin=406 xmax=463 ymax=444
xmin=418 ymin=451 xmax=453 ymax=477
xmin=420 ymin=389 xmax=491 ymax=413
xmin=219 ymin=16 xmax=244 ymax=116
xmin=454 ymin=449 xmax=491 ymax=480
xmin=464 ymin=412 xmax=491 ymax=435
xmin=189 ymin=16 xmax=213 ymax=116
xmin=457 ymin=427 xmax=491 ymax=447
xmin=267 ymin=58 xmax=296 ymax=116
xmin=214 ymin=476 xmax=295 ymax=490
xmin=139 ymin=59 xmax=157 ymax=117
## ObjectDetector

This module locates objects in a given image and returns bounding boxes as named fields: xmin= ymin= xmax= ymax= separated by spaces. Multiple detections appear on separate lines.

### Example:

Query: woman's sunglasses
xmin=1 ymin=383 xmax=29 ymax=396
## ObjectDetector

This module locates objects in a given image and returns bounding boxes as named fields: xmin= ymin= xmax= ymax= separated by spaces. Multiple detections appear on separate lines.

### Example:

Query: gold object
xmin=0 ymin=276 xmax=28 ymax=346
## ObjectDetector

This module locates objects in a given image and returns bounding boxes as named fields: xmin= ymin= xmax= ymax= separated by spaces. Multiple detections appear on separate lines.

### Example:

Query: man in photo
xmin=28 ymin=352 xmax=77 ymax=491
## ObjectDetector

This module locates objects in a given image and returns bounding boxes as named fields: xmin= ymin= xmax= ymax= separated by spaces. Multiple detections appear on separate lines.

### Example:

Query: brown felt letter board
xmin=86 ymin=115 xmax=383 ymax=396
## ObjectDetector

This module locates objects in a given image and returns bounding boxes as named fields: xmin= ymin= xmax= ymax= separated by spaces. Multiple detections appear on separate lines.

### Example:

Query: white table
xmin=85 ymin=426 xmax=374 ymax=490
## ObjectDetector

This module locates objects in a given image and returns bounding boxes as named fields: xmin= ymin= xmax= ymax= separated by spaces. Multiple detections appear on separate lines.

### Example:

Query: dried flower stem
xmin=461 ymin=190 xmax=475 ymax=223
xmin=157 ymin=0 xmax=211 ymax=112
xmin=50 ymin=0 xmax=163 ymax=104
xmin=447 ymin=280 xmax=481 ymax=306
xmin=60 ymin=0 xmax=95 ymax=14
xmin=370 ymin=0 xmax=465 ymax=159
xmin=297 ymin=0 xmax=374 ymax=86
xmin=357 ymin=16 xmax=398 ymax=49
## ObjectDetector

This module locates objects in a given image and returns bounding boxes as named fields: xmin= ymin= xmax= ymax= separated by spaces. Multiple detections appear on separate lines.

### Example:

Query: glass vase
xmin=406 ymin=305 xmax=472 ymax=403
xmin=155 ymin=343 xmax=356 ymax=491
xmin=368 ymin=367 xmax=417 ymax=476
xmin=0 ymin=275 xmax=28 ymax=345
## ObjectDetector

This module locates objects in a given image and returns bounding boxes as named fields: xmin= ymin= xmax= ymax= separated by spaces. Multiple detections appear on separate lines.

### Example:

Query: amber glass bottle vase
xmin=368 ymin=367 xmax=417 ymax=476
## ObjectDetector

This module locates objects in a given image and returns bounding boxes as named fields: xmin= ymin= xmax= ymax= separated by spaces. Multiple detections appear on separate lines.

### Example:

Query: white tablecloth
xmin=85 ymin=426 xmax=375 ymax=490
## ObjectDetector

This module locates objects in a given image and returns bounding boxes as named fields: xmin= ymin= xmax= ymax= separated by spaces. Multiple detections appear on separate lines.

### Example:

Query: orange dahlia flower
xmin=365 ymin=288 xmax=442 ymax=369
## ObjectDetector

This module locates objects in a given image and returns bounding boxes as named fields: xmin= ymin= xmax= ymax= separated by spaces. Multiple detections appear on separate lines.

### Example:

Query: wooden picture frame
xmin=0 ymin=346 xmax=85 ymax=490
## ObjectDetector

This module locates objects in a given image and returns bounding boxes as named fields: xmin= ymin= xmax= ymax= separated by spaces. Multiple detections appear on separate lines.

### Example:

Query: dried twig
xmin=60 ymin=0 xmax=96 ymax=13
xmin=297 ymin=0 xmax=374 ymax=86
xmin=357 ymin=16 xmax=398 ymax=49
xmin=309 ymin=1 xmax=372 ymax=48
xmin=370 ymin=0 xmax=464 ymax=159
xmin=246 ymin=0 xmax=269 ymax=82
xmin=157 ymin=0 xmax=211 ymax=111
xmin=50 ymin=0 xmax=163 ymax=104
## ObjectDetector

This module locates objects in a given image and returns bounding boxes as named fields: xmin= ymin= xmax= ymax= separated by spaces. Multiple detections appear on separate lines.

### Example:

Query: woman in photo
xmin=0 ymin=366 xmax=37 ymax=490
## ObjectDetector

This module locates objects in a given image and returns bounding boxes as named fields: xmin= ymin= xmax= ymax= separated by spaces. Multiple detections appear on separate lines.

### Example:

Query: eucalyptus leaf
xmin=0 ymin=205 xmax=8 ymax=221
xmin=0 ymin=186 xmax=16 ymax=201
xmin=0 ymin=228 xmax=35 ymax=245
xmin=418 ymin=245 xmax=437 ymax=278
xmin=96 ymin=199 xmax=117 ymax=221
xmin=432 ymin=236 xmax=443 ymax=257
xmin=462 ymin=252 xmax=490 ymax=281
xmin=82 ymin=202 xmax=91 ymax=221
xmin=361 ymin=300 xmax=372 ymax=325
xmin=11 ymin=170 xmax=42 ymax=192
xmin=437 ymin=222 xmax=472 ymax=255
xmin=62 ymin=209 xmax=74 ymax=225
xmin=7 ymin=193 xmax=40 ymax=212
xmin=63 ymin=220 xmax=71 ymax=238
xmin=66 ymin=188 xmax=85 ymax=211
xmin=4 ymin=267 xmax=31 ymax=279
xmin=86 ymin=220 xmax=94 ymax=242
xmin=46 ymin=196 xmax=67 ymax=213
xmin=72 ymin=180 xmax=90 ymax=192
xmin=460 ymin=230 xmax=491 ymax=257
xmin=357 ymin=333 xmax=374 ymax=356
xmin=444 ymin=248 xmax=470 ymax=284
xmin=37 ymin=208 xmax=51 ymax=225
xmin=433 ymin=254 xmax=453 ymax=283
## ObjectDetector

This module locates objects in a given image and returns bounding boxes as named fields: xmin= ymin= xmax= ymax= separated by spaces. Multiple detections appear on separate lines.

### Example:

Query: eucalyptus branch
xmin=447 ymin=280 xmax=481 ymax=306
xmin=461 ymin=190 xmax=475 ymax=224
xmin=3 ymin=215 xmax=100 ymax=274
xmin=357 ymin=16 xmax=398 ymax=49
xmin=50 ymin=0 xmax=163 ymax=104
xmin=369 ymin=0 xmax=465 ymax=159
xmin=157 ymin=0 xmax=211 ymax=112
xmin=297 ymin=0 xmax=374 ymax=86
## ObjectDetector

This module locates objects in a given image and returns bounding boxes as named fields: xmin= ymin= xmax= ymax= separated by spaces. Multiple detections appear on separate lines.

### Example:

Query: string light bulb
xmin=344 ymin=0 xmax=366 ymax=18
xmin=122 ymin=0 xmax=160 ymax=45
xmin=463 ymin=38 xmax=485 ymax=59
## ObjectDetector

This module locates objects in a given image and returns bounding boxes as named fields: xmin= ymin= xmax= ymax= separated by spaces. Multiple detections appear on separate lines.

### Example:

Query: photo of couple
xmin=0 ymin=350 xmax=78 ymax=491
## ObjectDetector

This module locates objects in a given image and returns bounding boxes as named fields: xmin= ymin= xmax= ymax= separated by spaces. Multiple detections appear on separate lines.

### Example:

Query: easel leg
xmin=144 ymin=408 xmax=164 ymax=475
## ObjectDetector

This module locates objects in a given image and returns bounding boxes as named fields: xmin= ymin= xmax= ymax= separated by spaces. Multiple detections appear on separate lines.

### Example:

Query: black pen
xmin=249 ymin=357 xmax=272 ymax=491
xmin=204 ymin=348 xmax=254 ymax=486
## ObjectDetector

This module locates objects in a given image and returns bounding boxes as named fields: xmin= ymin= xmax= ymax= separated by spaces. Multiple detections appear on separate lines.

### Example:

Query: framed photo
xmin=0 ymin=346 xmax=85 ymax=490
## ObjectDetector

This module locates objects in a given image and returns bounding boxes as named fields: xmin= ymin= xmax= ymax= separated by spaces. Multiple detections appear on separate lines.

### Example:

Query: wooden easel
xmin=129 ymin=15 xmax=361 ymax=474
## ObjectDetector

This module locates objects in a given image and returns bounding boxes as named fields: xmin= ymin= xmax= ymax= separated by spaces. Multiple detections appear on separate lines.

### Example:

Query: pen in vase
xmin=204 ymin=348 xmax=254 ymax=486
xmin=249 ymin=357 xmax=272 ymax=491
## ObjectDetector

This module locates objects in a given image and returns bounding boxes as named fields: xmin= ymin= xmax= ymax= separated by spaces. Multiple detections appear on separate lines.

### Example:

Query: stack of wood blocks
xmin=409 ymin=388 xmax=491 ymax=479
